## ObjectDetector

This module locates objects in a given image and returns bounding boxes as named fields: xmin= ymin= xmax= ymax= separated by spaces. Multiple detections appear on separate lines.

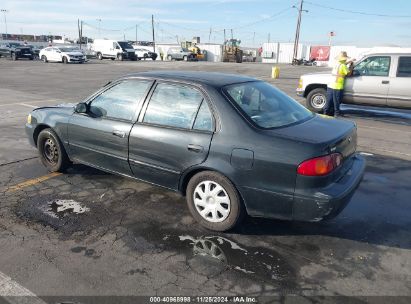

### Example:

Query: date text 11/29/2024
xmin=149 ymin=296 xmax=257 ymax=303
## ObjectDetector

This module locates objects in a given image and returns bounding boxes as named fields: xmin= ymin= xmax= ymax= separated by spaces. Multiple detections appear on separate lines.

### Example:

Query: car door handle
xmin=382 ymin=80 xmax=389 ymax=84
xmin=112 ymin=130 xmax=126 ymax=138
xmin=187 ymin=144 xmax=203 ymax=153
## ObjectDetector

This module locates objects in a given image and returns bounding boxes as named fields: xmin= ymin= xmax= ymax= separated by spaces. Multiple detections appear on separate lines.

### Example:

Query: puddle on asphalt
xmin=127 ymin=223 xmax=297 ymax=286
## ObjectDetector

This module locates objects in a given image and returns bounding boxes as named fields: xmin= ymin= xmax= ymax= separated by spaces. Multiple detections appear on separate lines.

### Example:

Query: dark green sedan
xmin=25 ymin=71 xmax=365 ymax=231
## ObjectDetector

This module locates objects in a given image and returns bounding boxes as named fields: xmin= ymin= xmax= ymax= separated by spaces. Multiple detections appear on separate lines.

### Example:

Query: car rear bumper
xmin=292 ymin=153 xmax=366 ymax=221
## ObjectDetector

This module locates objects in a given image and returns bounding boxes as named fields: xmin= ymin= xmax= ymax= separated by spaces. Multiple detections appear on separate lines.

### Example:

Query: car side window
xmin=143 ymin=83 xmax=204 ymax=129
xmin=397 ymin=57 xmax=411 ymax=77
xmin=193 ymin=100 xmax=213 ymax=131
xmin=354 ymin=56 xmax=391 ymax=77
xmin=89 ymin=80 xmax=151 ymax=121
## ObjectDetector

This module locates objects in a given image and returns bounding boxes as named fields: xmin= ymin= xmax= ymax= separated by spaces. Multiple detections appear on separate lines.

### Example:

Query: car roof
xmin=123 ymin=71 xmax=258 ymax=88
xmin=364 ymin=53 xmax=411 ymax=56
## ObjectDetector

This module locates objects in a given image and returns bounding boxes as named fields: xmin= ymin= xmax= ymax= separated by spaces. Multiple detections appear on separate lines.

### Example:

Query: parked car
xmin=93 ymin=39 xmax=137 ymax=61
xmin=25 ymin=71 xmax=365 ymax=231
xmin=133 ymin=47 xmax=158 ymax=60
xmin=297 ymin=53 xmax=411 ymax=111
xmin=0 ymin=42 xmax=34 ymax=60
xmin=167 ymin=47 xmax=195 ymax=61
xmin=27 ymin=45 xmax=44 ymax=59
xmin=39 ymin=47 xmax=86 ymax=64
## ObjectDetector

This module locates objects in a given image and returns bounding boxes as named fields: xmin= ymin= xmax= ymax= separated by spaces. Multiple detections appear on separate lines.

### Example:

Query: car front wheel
xmin=62 ymin=56 xmax=68 ymax=64
xmin=37 ymin=129 xmax=70 ymax=172
xmin=41 ymin=55 xmax=48 ymax=63
xmin=186 ymin=171 xmax=245 ymax=231
xmin=306 ymin=88 xmax=327 ymax=112
xmin=167 ymin=55 xmax=172 ymax=61
xmin=11 ymin=53 xmax=17 ymax=60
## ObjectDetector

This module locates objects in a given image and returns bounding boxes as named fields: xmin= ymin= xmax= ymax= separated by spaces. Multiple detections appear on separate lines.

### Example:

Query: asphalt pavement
xmin=0 ymin=58 xmax=410 ymax=303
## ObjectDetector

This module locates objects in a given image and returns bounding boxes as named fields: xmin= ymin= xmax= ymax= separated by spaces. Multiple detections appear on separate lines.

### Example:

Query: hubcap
xmin=43 ymin=138 xmax=59 ymax=165
xmin=193 ymin=181 xmax=231 ymax=223
xmin=311 ymin=94 xmax=326 ymax=109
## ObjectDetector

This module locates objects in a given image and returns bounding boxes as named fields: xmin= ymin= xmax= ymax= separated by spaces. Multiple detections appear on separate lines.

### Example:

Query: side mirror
xmin=116 ymin=46 xmax=120 ymax=50
xmin=75 ymin=102 xmax=87 ymax=113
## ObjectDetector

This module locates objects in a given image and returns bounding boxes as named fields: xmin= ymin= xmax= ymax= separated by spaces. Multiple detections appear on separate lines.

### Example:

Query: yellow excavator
xmin=181 ymin=41 xmax=206 ymax=61
xmin=223 ymin=39 xmax=243 ymax=63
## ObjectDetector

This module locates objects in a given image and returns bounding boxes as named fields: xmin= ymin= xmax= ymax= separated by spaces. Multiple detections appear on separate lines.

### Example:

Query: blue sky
xmin=1 ymin=0 xmax=411 ymax=47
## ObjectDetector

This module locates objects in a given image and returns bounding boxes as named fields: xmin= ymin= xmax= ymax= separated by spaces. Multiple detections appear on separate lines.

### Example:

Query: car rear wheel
xmin=37 ymin=129 xmax=70 ymax=172
xmin=11 ymin=53 xmax=17 ymax=61
xmin=29 ymin=56 xmax=34 ymax=60
xmin=117 ymin=53 xmax=123 ymax=61
xmin=62 ymin=56 xmax=68 ymax=64
xmin=306 ymin=88 xmax=327 ymax=112
xmin=167 ymin=55 xmax=172 ymax=61
xmin=97 ymin=52 xmax=103 ymax=60
xmin=183 ymin=55 xmax=188 ymax=61
xmin=42 ymin=55 xmax=48 ymax=63
xmin=186 ymin=171 xmax=245 ymax=231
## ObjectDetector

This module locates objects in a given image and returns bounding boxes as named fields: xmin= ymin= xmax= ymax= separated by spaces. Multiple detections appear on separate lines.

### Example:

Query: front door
xmin=344 ymin=55 xmax=391 ymax=106
xmin=129 ymin=82 xmax=214 ymax=190
xmin=68 ymin=79 xmax=153 ymax=175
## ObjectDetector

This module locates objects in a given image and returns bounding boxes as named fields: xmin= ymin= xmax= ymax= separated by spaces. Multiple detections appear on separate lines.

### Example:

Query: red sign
xmin=310 ymin=46 xmax=330 ymax=61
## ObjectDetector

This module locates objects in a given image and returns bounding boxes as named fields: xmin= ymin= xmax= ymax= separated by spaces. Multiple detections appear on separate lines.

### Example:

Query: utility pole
xmin=208 ymin=27 xmax=212 ymax=43
xmin=253 ymin=31 xmax=255 ymax=46
xmin=96 ymin=18 xmax=101 ymax=38
xmin=1 ymin=9 xmax=9 ymax=40
xmin=135 ymin=24 xmax=138 ymax=44
xmin=292 ymin=0 xmax=308 ymax=63
xmin=152 ymin=15 xmax=156 ymax=53
xmin=230 ymin=29 xmax=233 ymax=39
xmin=268 ymin=33 xmax=270 ymax=43
xmin=223 ymin=29 xmax=226 ymax=43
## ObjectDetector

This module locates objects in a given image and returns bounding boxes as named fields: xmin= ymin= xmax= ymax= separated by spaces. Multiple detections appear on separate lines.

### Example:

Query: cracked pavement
xmin=0 ymin=59 xmax=410 ymax=302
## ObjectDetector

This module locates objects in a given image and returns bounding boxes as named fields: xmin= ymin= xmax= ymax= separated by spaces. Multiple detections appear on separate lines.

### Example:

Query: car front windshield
xmin=118 ymin=42 xmax=133 ymax=49
xmin=224 ymin=81 xmax=313 ymax=129
xmin=10 ymin=43 xmax=22 ymax=47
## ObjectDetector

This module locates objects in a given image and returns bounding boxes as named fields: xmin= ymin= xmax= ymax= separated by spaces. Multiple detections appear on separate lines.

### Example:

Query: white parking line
xmin=0 ymin=100 xmax=57 ymax=107
xmin=0 ymin=271 xmax=47 ymax=304
xmin=19 ymin=103 xmax=39 ymax=108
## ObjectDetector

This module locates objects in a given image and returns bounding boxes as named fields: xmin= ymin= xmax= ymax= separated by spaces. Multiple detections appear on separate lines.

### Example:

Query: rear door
xmin=387 ymin=55 xmax=411 ymax=108
xmin=344 ymin=55 xmax=391 ymax=106
xmin=67 ymin=79 xmax=153 ymax=175
xmin=129 ymin=82 xmax=214 ymax=190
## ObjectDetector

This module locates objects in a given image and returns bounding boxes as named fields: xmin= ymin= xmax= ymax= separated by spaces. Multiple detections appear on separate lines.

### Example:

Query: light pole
xmin=292 ymin=1 xmax=308 ymax=64
xmin=96 ymin=18 xmax=101 ymax=38
xmin=1 ymin=9 xmax=9 ymax=40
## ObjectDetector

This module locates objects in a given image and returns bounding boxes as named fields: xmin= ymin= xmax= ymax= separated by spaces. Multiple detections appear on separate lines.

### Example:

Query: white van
xmin=92 ymin=39 xmax=137 ymax=61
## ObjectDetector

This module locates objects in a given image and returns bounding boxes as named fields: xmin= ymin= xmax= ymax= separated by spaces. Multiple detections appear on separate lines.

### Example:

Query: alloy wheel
xmin=43 ymin=138 xmax=59 ymax=165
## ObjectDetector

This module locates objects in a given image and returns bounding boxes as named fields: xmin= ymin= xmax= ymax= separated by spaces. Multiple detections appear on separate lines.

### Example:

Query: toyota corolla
xmin=25 ymin=71 xmax=365 ymax=231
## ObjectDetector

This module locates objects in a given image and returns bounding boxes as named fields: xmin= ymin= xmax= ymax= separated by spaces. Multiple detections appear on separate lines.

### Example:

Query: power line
xmin=305 ymin=1 xmax=411 ymax=18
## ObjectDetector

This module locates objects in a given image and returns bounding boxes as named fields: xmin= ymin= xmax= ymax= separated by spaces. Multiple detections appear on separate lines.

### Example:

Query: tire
xmin=62 ymin=56 xmax=68 ymax=64
xmin=11 ymin=53 xmax=17 ymax=61
xmin=117 ymin=53 xmax=123 ymax=61
xmin=183 ymin=55 xmax=188 ymax=61
xmin=306 ymin=88 xmax=327 ymax=112
xmin=167 ymin=55 xmax=172 ymax=61
xmin=37 ymin=129 xmax=70 ymax=172
xmin=29 ymin=56 xmax=34 ymax=60
xmin=42 ymin=55 xmax=48 ymax=63
xmin=97 ymin=52 xmax=103 ymax=60
xmin=186 ymin=171 xmax=245 ymax=231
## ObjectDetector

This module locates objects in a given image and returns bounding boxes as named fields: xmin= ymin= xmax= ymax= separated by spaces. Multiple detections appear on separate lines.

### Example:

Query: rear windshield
xmin=224 ymin=81 xmax=313 ymax=129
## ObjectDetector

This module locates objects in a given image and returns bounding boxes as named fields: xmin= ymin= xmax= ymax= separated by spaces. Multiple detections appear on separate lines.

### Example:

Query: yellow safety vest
xmin=329 ymin=62 xmax=349 ymax=90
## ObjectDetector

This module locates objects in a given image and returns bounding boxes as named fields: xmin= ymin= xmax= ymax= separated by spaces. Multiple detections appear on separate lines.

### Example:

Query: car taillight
xmin=297 ymin=153 xmax=342 ymax=176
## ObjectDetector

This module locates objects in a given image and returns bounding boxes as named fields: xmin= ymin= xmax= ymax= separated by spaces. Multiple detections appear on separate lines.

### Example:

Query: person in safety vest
xmin=324 ymin=51 xmax=353 ymax=117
